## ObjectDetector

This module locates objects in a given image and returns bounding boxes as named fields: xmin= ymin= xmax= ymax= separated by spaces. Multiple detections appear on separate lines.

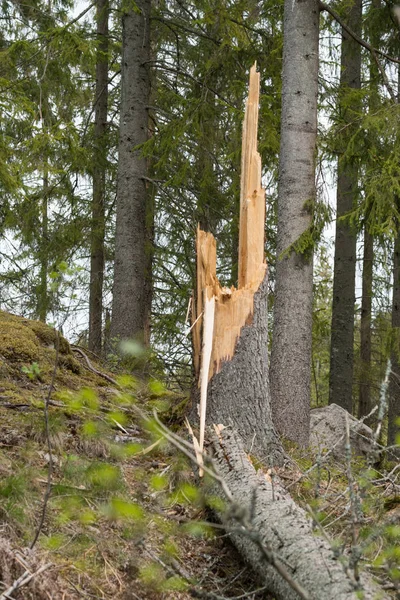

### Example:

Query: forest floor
xmin=0 ymin=311 xmax=270 ymax=599
xmin=0 ymin=311 xmax=399 ymax=599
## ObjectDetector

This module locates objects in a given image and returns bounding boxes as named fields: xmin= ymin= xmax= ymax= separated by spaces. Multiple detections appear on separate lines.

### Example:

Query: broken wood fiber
xmin=192 ymin=63 xmax=267 ymax=383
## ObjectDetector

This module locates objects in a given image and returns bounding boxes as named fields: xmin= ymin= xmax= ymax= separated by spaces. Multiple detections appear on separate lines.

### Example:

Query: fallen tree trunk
xmin=209 ymin=427 xmax=386 ymax=600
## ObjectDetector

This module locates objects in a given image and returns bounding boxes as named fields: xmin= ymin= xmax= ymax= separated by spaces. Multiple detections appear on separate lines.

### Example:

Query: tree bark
xmin=270 ymin=0 xmax=319 ymax=447
xmin=329 ymin=0 xmax=362 ymax=413
xmin=358 ymin=4 xmax=379 ymax=421
xmin=110 ymin=0 xmax=151 ymax=344
xmin=205 ymin=272 xmax=283 ymax=462
xmin=389 ymin=220 xmax=400 ymax=447
xmin=209 ymin=427 xmax=387 ymax=600
xmin=88 ymin=0 xmax=108 ymax=355
xmin=358 ymin=228 xmax=373 ymax=419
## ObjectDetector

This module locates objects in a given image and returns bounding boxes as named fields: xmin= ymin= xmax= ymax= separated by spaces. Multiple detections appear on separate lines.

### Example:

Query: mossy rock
xmin=0 ymin=316 xmax=39 ymax=362
xmin=29 ymin=319 xmax=70 ymax=354
xmin=59 ymin=353 xmax=81 ymax=374
xmin=0 ymin=312 xmax=71 ymax=362
xmin=0 ymin=311 xmax=118 ymax=410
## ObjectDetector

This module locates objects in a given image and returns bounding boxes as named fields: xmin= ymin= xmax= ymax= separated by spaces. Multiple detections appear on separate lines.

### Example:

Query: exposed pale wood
xmin=199 ymin=294 xmax=215 ymax=461
xmin=184 ymin=417 xmax=203 ymax=473
xmin=239 ymin=63 xmax=266 ymax=289
xmin=193 ymin=63 xmax=267 ymax=383
xmin=192 ymin=227 xmax=217 ymax=377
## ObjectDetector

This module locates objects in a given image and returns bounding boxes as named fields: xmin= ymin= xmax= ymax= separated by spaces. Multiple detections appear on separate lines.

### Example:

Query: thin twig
xmin=345 ymin=414 xmax=361 ymax=586
xmin=0 ymin=563 xmax=52 ymax=600
xmin=189 ymin=585 xmax=269 ymax=599
xmin=30 ymin=329 xmax=60 ymax=549
xmin=152 ymin=411 xmax=233 ymax=502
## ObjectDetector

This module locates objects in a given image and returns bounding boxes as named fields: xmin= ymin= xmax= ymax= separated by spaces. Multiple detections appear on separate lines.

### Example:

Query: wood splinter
xmin=191 ymin=63 xmax=269 ymax=461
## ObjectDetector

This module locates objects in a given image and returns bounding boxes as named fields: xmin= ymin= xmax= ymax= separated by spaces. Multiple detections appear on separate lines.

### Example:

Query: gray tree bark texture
xmin=111 ymin=0 xmax=151 ymax=343
xmin=270 ymin=0 xmax=319 ymax=447
xmin=89 ymin=0 xmax=108 ymax=355
xmin=329 ymin=0 xmax=362 ymax=413
xmin=389 ymin=226 xmax=400 ymax=447
xmin=209 ymin=428 xmax=387 ymax=600
xmin=205 ymin=273 xmax=284 ymax=465
xmin=388 ymin=68 xmax=400 ymax=448
xmin=358 ymin=10 xmax=379 ymax=421
xmin=358 ymin=228 xmax=373 ymax=419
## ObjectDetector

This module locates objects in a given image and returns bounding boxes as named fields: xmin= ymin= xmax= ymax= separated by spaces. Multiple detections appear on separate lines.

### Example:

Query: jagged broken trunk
xmin=191 ymin=66 xmax=282 ymax=463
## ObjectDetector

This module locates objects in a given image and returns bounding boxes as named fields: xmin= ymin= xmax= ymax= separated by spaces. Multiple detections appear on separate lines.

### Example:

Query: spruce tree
xmin=110 ymin=0 xmax=152 ymax=346
xmin=270 ymin=0 xmax=319 ymax=446
xmin=89 ymin=0 xmax=109 ymax=354
xmin=329 ymin=0 xmax=362 ymax=414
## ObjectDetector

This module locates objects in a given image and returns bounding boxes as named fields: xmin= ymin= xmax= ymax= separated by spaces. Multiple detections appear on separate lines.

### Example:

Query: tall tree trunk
xmin=195 ymin=66 xmax=220 ymax=236
xmin=388 ymin=66 xmax=400 ymax=448
xmin=38 ymin=170 xmax=49 ymax=323
xmin=358 ymin=228 xmax=373 ymax=419
xmin=269 ymin=0 xmax=319 ymax=447
xmin=329 ymin=0 xmax=362 ymax=413
xmin=358 ymin=2 xmax=379 ymax=420
xmin=89 ymin=0 xmax=109 ymax=355
xmin=389 ymin=221 xmax=400 ymax=447
xmin=110 ymin=0 xmax=151 ymax=344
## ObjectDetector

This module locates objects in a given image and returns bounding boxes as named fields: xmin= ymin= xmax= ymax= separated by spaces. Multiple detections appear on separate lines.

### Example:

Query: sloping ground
xmin=1 ymin=311 xmax=399 ymax=599
xmin=0 ymin=311 xmax=266 ymax=599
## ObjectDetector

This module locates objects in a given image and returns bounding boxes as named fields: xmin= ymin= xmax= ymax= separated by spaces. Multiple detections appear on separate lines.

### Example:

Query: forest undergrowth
xmin=0 ymin=311 xmax=399 ymax=599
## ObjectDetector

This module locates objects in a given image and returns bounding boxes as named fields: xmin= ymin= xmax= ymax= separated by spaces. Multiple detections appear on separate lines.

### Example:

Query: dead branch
xmin=320 ymin=1 xmax=400 ymax=65
xmin=0 ymin=562 xmax=53 ymax=600
xmin=72 ymin=346 xmax=119 ymax=386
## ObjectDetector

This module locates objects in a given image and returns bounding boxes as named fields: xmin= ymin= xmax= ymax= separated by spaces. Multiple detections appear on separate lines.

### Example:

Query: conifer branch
xmin=371 ymin=49 xmax=397 ymax=102
xmin=320 ymin=1 xmax=400 ymax=65
xmin=151 ymin=16 xmax=220 ymax=44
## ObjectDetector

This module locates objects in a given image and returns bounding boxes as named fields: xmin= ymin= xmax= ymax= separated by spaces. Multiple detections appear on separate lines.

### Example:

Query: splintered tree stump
xmin=191 ymin=64 xmax=282 ymax=463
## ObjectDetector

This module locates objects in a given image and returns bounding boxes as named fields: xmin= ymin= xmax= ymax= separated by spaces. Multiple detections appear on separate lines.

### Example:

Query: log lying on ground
xmin=209 ymin=427 xmax=386 ymax=600
xmin=191 ymin=65 xmax=282 ymax=463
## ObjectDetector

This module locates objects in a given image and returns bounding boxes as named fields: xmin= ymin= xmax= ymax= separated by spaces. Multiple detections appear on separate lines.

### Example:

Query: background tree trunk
xmin=110 ymin=0 xmax=151 ymax=344
xmin=270 ymin=0 xmax=319 ymax=447
xmin=88 ymin=0 xmax=108 ymax=355
xmin=329 ymin=0 xmax=362 ymax=413
xmin=389 ymin=209 xmax=400 ymax=447
xmin=358 ymin=228 xmax=373 ymax=418
xmin=358 ymin=4 xmax=379 ymax=420
xmin=38 ymin=170 xmax=49 ymax=323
